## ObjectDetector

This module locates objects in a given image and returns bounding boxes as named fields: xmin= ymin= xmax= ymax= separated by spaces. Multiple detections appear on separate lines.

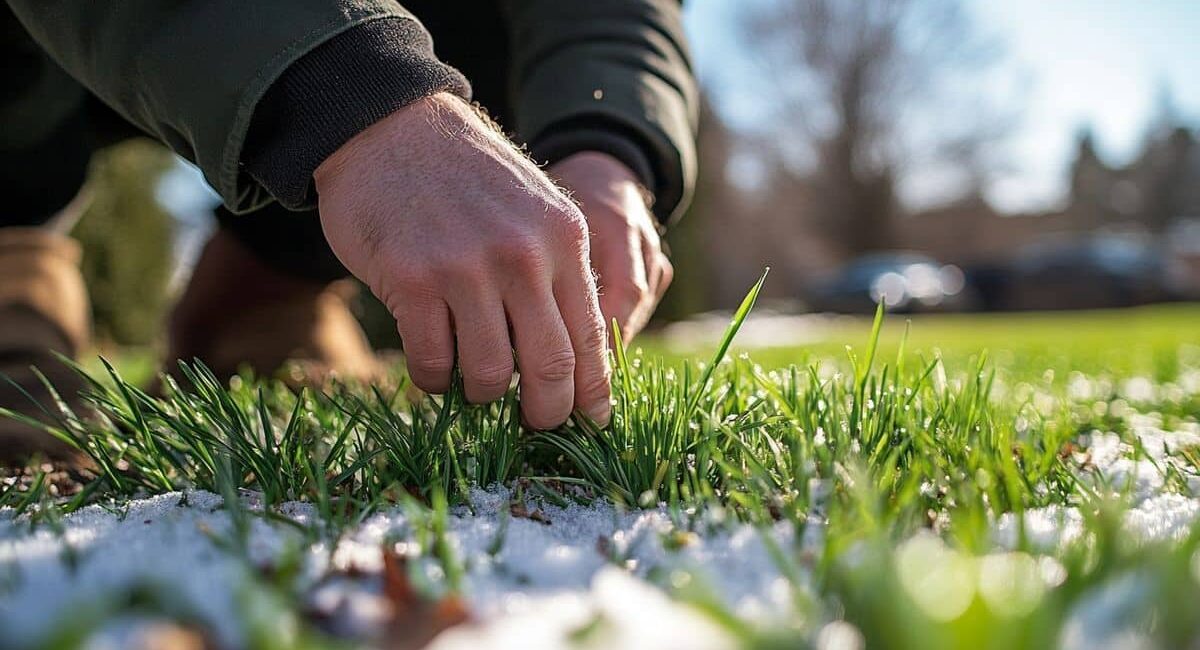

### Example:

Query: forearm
xmin=5 ymin=0 xmax=468 ymax=212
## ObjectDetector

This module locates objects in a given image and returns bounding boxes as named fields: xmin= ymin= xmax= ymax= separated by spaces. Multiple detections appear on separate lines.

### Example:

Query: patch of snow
xmin=0 ymin=488 xmax=808 ymax=648
xmin=3 ymin=417 xmax=1200 ymax=648
xmin=1123 ymin=493 xmax=1200 ymax=543
xmin=1132 ymin=426 xmax=1200 ymax=461
xmin=427 ymin=568 xmax=738 ymax=650
xmin=0 ymin=491 xmax=284 ymax=649
xmin=994 ymin=505 xmax=1086 ymax=550
xmin=1058 ymin=573 xmax=1157 ymax=650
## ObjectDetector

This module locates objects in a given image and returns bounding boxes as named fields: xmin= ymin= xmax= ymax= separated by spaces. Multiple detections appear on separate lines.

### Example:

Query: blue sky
xmin=683 ymin=0 xmax=1200 ymax=213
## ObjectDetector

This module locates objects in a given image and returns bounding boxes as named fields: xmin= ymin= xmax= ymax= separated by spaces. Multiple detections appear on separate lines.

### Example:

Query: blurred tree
xmin=72 ymin=140 xmax=175 ymax=346
xmin=741 ymin=0 xmax=1012 ymax=258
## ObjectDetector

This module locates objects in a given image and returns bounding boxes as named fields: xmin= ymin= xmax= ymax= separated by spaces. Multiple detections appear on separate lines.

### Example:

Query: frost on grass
xmin=1 ymin=486 xmax=802 ymax=649
xmin=995 ymin=423 xmax=1200 ymax=550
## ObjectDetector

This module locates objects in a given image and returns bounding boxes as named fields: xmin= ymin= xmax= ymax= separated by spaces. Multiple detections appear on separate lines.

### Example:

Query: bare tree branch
xmin=737 ymin=0 xmax=1016 ymax=255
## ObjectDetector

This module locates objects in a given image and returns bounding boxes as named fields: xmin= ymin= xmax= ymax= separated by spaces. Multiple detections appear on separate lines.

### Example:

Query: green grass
xmin=3 ymin=281 xmax=1200 ymax=648
xmin=708 ymin=303 xmax=1200 ymax=378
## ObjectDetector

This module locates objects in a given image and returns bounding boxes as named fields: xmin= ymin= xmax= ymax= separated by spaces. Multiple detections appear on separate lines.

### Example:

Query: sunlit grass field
xmin=4 ymin=290 xmax=1200 ymax=648
xmin=663 ymin=302 xmax=1200 ymax=376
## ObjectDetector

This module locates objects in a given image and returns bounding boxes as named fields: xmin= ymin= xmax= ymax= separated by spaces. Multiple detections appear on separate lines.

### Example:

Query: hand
xmin=314 ymin=93 xmax=611 ymax=428
xmin=549 ymin=152 xmax=673 ymax=343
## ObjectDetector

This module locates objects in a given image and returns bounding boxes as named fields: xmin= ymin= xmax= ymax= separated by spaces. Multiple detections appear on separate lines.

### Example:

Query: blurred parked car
xmin=807 ymin=252 xmax=972 ymax=314
xmin=961 ymin=262 xmax=1015 ymax=312
xmin=1007 ymin=234 xmax=1171 ymax=310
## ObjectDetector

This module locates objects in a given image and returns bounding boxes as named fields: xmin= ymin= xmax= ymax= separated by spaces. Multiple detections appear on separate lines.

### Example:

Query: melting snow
xmin=2 ymin=424 xmax=1199 ymax=648
xmin=1 ymin=488 xmax=806 ymax=649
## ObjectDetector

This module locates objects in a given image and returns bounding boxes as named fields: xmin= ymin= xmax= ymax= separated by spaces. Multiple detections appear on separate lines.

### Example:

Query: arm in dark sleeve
xmin=504 ymin=0 xmax=699 ymax=225
xmin=5 ymin=1 xmax=469 ymax=213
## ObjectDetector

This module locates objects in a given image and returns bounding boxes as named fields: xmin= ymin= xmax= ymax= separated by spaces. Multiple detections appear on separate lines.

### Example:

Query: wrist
xmin=551 ymin=151 xmax=639 ymax=184
xmin=550 ymin=151 xmax=653 ymax=214
xmin=242 ymin=18 xmax=470 ymax=210
xmin=529 ymin=120 xmax=658 ymax=202
xmin=314 ymin=92 xmax=467 ymax=190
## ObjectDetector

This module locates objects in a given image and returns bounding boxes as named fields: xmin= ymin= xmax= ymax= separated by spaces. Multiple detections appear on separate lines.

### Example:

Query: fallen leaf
xmin=381 ymin=544 xmax=473 ymax=649
xmin=509 ymin=502 xmax=552 ymax=526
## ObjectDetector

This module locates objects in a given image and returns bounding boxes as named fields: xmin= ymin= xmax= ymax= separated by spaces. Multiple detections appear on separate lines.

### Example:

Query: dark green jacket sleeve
xmin=4 ymin=0 xmax=465 ymax=213
xmin=506 ymin=0 xmax=699 ymax=225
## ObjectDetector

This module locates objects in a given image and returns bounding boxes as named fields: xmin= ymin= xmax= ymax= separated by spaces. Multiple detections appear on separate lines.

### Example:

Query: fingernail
xmin=585 ymin=399 xmax=612 ymax=427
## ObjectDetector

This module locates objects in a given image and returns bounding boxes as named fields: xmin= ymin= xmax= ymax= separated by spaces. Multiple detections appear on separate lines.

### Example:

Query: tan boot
xmin=167 ymin=229 xmax=381 ymax=386
xmin=0 ymin=228 xmax=91 ymax=463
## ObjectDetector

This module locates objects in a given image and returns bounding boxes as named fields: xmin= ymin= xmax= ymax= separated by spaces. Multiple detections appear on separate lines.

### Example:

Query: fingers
xmin=504 ymin=279 xmax=577 ymax=429
xmin=395 ymin=297 xmax=455 ymax=394
xmin=608 ymin=230 xmax=671 ymax=342
xmin=555 ymin=259 xmax=613 ymax=427
xmin=446 ymin=291 xmax=514 ymax=404
xmin=656 ymin=252 xmax=674 ymax=302
xmin=597 ymin=228 xmax=651 ymax=342
xmin=641 ymin=231 xmax=663 ymax=298
xmin=643 ymin=232 xmax=673 ymax=303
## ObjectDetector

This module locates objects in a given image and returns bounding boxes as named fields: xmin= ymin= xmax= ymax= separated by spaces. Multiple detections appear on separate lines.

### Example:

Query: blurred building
xmin=901 ymin=123 xmax=1200 ymax=265
xmin=891 ymin=122 xmax=1200 ymax=308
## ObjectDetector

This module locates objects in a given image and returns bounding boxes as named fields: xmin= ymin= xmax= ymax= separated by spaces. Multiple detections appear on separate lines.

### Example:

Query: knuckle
xmin=529 ymin=348 xmax=576 ymax=383
xmin=494 ymin=236 xmax=548 ymax=277
xmin=613 ymin=278 xmax=651 ymax=300
xmin=605 ymin=284 xmax=647 ymax=317
xmin=408 ymin=353 xmax=455 ymax=380
xmin=548 ymin=207 xmax=589 ymax=247
xmin=386 ymin=265 xmax=441 ymax=302
xmin=441 ymin=254 xmax=484 ymax=284
xmin=660 ymin=259 xmax=675 ymax=286
xmin=644 ymin=224 xmax=663 ymax=246
xmin=577 ymin=370 xmax=612 ymax=404
xmin=468 ymin=358 xmax=515 ymax=394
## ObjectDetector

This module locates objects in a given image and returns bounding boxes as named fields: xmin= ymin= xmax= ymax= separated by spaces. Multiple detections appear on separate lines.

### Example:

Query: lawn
xmin=2 ymin=284 xmax=1200 ymax=649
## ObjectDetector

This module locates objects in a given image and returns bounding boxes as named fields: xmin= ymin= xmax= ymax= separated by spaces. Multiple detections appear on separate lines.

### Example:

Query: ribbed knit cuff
xmin=529 ymin=118 xmax=662 ymax=220
xmin=242 ymin=18 xmax=471 ymax=210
